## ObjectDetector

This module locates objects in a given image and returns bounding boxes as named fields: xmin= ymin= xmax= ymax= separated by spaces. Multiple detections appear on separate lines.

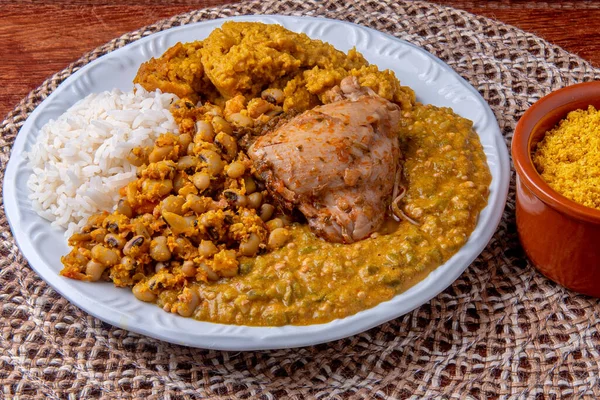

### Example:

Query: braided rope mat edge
xmin=2 ymin=0 xmax=600 ymax=398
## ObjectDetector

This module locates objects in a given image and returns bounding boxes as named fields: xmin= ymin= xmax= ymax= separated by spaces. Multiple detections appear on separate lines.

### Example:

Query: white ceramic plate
xmin=3 ymin=15 xmax=510 ymax=350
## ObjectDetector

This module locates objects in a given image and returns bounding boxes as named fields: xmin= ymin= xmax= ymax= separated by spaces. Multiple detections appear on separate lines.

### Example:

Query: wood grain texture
xmin=1 ymin=0 xmax=599 ymax=119
xmin=434 ymin=1 xmax=600 ymax=63
xmin=0 ymin=1 xmax=236 ymax=120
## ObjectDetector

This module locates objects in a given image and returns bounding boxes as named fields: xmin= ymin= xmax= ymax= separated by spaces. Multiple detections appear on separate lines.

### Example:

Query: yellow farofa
xmin=533 ymin=105 xmax=600 ymax=209
xmin=135 ymin=21 xmax=415 ymax=113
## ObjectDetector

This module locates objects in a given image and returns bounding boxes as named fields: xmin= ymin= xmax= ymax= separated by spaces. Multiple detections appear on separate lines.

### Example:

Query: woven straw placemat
xmin=2 ymin=0 xmax=600 ymax=398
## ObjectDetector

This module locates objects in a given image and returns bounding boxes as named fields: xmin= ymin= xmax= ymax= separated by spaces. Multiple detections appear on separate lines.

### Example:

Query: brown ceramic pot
xmin=513 ymin=81 xmax=600 ymax=297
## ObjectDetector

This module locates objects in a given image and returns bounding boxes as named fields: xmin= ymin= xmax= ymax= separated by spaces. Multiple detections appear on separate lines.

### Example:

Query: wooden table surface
xmin=2 ymin=0 xmax=599 ymax=120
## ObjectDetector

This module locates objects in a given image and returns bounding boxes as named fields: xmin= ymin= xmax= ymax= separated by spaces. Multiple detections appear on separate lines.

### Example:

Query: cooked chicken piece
xmin=248 ymin=77 xmax=402 ymax=243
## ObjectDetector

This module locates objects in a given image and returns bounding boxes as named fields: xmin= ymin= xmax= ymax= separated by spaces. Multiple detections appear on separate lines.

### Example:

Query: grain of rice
xmin=26 ymin=85 xmax=180 ymax=237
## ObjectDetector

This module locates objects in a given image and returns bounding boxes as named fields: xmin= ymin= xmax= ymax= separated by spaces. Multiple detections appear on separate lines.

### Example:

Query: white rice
xmin=26 ymin=85 xmax=180 ymax=237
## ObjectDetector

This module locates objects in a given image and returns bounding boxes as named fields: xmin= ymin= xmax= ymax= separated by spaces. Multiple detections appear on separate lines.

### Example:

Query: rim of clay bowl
xmin=513 ymin=81 xmax=600 ymax=224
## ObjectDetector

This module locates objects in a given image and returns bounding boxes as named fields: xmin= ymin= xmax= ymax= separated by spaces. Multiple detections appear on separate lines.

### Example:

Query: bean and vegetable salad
xmin=60 ymin=22 xmax=491 ymax=326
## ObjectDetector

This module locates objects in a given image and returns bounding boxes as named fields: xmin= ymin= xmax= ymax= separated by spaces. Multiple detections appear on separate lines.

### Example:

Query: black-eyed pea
xmin=204 ymin=105 xmax=222 ymax=117
xmin=176 ymin=303 xmax=194 ymax=317
xmin=223 ymin=190 xmax=247 ymax=208
xmin=199 ymin=150 xmax=224 ymax=176
xmin=220 ymin=268 xmax=238 ymax=278
xmin=239 ymin=233 xmax=261 ymax=256
xmin=162 ymin=212 xmax=195 ymax=235
xmin=173 ymin=172 xmax=186 ymax=193
xmin=86 ymin=260 xmax=106 ymax=282
xmin=198 ymin=214 xmax=211 ymax=228
xmin=192 ymin=172 xmax=211 ymax=190
xmin=91 ymin=244 xmax=120 ymax=266
xmin=266 ymin=217 xmax=284 ymax=231
xmin=214 ymin=132 xmax=237 ymax=161
xmin=134 ymin=222 xmax=151 ymax=239
xmin=160 ymin=195 xmax=186 ymax=215
xmin=211 ymin=116 xmax=233 ymax=135
xmin=71 ymin=249 xmax=89 ymax=267
xmin=176 ymin=155 xmax=199 ymax=172
xmin=178 ymin=133 xmax=192 ymax=149
xmin=69 ymin=232 xmax=92 ymax=244
xmin=227 ymin=113 xmax=254 ymax=128
xmin=244 ymin=176 xmax=257 ymax=194
xmin=185 ymin=193 xmax=208 ymax=214
xmin=176 ymin=287 xmax=200 ymax=317
xmin=181 ymin=260 xmax=196 ymax=277
xmin=199 ymin=262 xmax=219 ymax=281
xmin=247 ymin=192 xmax=263 ymax=209
xmin=268 ymin=228 xmax=290 ymax=249
xmin=132 ymin=282 xmax=157 ymax=302
xmin=90 ymin=228 xmax=107 ymax=243
xmin=198 ymin=240 xmax=218 ymax=257
xmin=226 ymin=161 xmax=246 ymax=179
xmin=259 ymin=204 xmax=275 ymax=221
xmin=150 ymin=236 xmax=171 ymax=262
xmin=121 ymin=256 xmax=135 ymax=269
xmin=265 ymin=107 xmax=283 ymax=118
xmin=261 ymin=88 xmax=284 ymax=104
xmin=136 ymin=165 xmax=145 ymax=178
xmin=125 ymin=182 xmax=138 ymax=208
xmin=141 ymin=178 xmax=173 ymax=197
xmin=115 ymin=199 xmax=133 ymax=218
xmin=127 ymin=149 xmax=146 ymax=167
xmin=194 ymin=120 xmax=214 ymax=143
xmin=172 ymin=237 xmax=193 ymax=258
xmin=148 ymin=145 xmax=174 ymax=163
xmin=155 ymin=262 xmax=167 ymax=273
xmin=157 ymin=180 xmax=174 ymax=197
xmin=248 ymin=99 xmax=273 ymax=118
xmin=123 ymin=235 xmax=148 ymax=256
xmin=236 ymin=194 xmax=249 ymax=208
xmin=104 ymin=233 xmax=126 ymax=249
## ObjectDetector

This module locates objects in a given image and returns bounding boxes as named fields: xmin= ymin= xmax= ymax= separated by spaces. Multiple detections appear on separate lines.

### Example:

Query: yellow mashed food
xmin=135 ymin=21 xmax=415 ymax=112
xmin=534 ymin=105 xmax=600 ymax=209
xmin=62 ymin=22 xmax=491 ymax=326
xmin=176 ymin=104 xmax=491 ymax=326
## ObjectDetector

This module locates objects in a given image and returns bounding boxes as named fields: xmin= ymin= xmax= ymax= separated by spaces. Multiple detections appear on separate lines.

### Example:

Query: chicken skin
xmin=248 ymin=77 xmax=402 ymax=243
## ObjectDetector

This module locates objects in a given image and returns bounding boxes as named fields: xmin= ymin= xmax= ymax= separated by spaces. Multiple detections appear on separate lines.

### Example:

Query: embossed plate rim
xmin=4 ymin=15 xmax=510 ymax=350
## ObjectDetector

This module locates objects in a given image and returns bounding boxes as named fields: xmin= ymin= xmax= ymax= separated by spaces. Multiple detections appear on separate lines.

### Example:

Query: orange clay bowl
xmin=513 ymin=80 xmax=600 ymax=297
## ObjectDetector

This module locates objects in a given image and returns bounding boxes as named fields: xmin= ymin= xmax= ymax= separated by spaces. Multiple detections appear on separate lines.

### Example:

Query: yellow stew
xmin=155 ymin=104 xmax=491 ymax=326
